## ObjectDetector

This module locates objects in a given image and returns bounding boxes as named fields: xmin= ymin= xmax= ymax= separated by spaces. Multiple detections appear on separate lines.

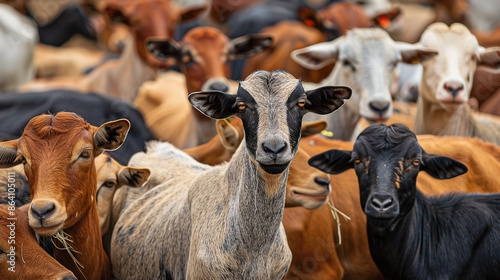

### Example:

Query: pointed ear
xmin=305 ymin=86 xmax=352 ymax=114
xmin=146 ymin=38 xmax=182 ymax=61
xmin=308 ymin=149 xmax=353 ymax=174
xmin=94 ymin=119 xmax=130 ymax=153
xmin=216 ymin=119 xmax=241 ymax=153
xmin=229 ymin=35 xmax=273 ymax=60
xmin=420 ymin=151 xmax=468 ymax=179
xmin=301 ymin=120 xmax=328 ymax=137
xmin=0 ymin=139 xmax=21 ymax=168
xmin=397 ymin=42 xmax=438 ymax=64
xmin=117 ymin=167 xmax=151 ymax=188
xmin=188 ymin=91 xmax=238 ymax=119
xmin=291 ymin=39 xmax=341 ymax=70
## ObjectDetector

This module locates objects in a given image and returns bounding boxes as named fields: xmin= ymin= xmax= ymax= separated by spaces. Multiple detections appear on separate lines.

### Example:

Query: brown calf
xmin=0 ymin=112 xmax=130 ymax=280
xmin=0 ymin=204 xmax=76 ymax=280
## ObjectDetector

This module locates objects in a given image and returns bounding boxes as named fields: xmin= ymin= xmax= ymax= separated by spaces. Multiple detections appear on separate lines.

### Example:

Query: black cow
xmin=309 ymin=123 xmax=500 ymax=280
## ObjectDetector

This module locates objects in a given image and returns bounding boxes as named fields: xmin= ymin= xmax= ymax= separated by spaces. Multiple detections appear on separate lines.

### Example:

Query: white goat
xmin=291 ymin=27 xmax=437 ymax=141
xmin=414 ymin=22 xmax=500 ymax=145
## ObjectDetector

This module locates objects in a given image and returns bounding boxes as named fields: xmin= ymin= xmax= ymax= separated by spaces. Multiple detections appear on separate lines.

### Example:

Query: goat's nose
xmin=371 ymin=196 xmax=394 ymax=212
xmin=369 ymin=101 xmax=390 ymax=114
xmin=314 ymin=177 xmax=330 ymax=190
xmin=444 ymin=82 xmax=464 ymax=97
xmin=262 ymin=142 xmax=287 ymax=159
xmin=208 ymin=81 xmax=229 ymax=92
xmin=31 ymin=203 xmax=56 ymax=220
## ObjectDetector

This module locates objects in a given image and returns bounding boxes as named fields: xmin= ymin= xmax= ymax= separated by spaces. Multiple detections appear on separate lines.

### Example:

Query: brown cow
xmin=0 ymin=204 xmax=76 ymax=279
xmin=135 ymin=26 xmax=272 ymax=147
xmin=0 ymin=112 xmax=130 ymax=280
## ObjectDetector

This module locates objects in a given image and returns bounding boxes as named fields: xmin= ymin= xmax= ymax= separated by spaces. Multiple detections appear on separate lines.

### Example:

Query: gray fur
xmin=110 ymin=71 xmax=305 ymax=279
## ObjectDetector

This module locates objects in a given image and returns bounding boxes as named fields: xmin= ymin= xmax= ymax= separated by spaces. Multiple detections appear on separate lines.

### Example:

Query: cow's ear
xmin=420 ymin=151 xmax=468 ymax=179
xmin=189 ymin=91 xmax=238 ymax=119
xmin=301 ymin=120 xmax=328 ymax=137
xmin=291 ymin=38 xmax=341 ymax=70
xmin=146 ymin=38 xmax=182 ymax=61
xmin=308 ymin=149 xmax=354 ymax=174
xmin=0 ymin=139 xmax=21 ymax=168
xmin=305 ymin=86 xmax=351 ymax=114
xmin=229 ymin=35 xmax=273 ymax=60
xmin=117 ymin=167 xmax=151 ymax=188
xmin=94 ymin=119 xmax=130 ymax=153
xmin=397 ymin=42 xmax=438 ymax=64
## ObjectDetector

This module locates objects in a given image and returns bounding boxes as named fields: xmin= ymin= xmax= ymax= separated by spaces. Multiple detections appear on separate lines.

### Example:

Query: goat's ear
xmin=94 ymin=119 xmax=130 ymax=153
xmin=308 ymin=149 xmax=353 ymax=174
xmin=117 ymin=167 xmax=151 ymax=188
xmin=291 ymin=39 xmax=341 ymax=70
xmin=216 ymin=119 xmax=241 ymax=153
xmin=420 ymin=151 xmax=468 ymax=179
xmin=397 ymin=42 xmax=438 ymax=64
xmin=229 ymin=35 xmax=273 ymax=60
xmin=0 ymin=139 xmax=21 ymax=168
xmin=301 ymin=120 xmax=328 ymax=137
xmin=189 ymin=91 xmax=238 ymax=119
xmin=305 ymin=86 xmax=352 ymax=114
xmin=477 ymin=47 xmax=500 ymax=67
xmin=146 ymin=38 xmax=182 ymax=61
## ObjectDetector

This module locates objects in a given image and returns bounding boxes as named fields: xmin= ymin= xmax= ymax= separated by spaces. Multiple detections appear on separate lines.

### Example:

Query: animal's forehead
xmin=238 ymin=70 xmax=302 ymax=102
xmin=341 ymin=30 xmax=397 ymax=60
xmin=421 ymin=26 xmax=478 ymax=52
xmin=354 ymin=125 xmax=420 ymax=156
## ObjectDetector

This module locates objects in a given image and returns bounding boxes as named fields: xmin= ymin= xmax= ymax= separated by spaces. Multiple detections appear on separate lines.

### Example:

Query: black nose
xmin=208 ymin=81 xmax=229 ymax=92
xmin=262 ymin=142 xmax=287 ymax=159
xmin=31 ymin=203 xmax=55 ymax=220
xmin=444 ymin=82 xmax=464 ymax=97
xmin=370 ymin=196 xmax=394 ymax=212
xmin=314 ymin=177 xmax=330 ymax=190
xmin=369 ymin=101 xmax=390 ymax=114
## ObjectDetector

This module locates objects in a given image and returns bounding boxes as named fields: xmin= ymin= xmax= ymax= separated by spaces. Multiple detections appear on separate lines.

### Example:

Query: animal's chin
xmin=31 ymin=223 xmax=64 ymax=237
xmin=259 ymin=163 xmax=289 ymax=174
xmin=439 ymin=100 xmax=465 ymax=111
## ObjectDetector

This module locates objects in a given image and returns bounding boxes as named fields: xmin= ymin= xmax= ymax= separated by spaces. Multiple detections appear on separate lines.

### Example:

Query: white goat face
xmin=419 ymin=23 xmax=479 ymax=111
xmin=292 ymin=28 xmax=437 ymax=124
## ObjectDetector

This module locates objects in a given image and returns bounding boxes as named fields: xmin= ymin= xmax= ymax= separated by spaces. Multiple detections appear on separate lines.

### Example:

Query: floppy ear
xmin=301 ymin=120 xmax=328 ymax=137
xmin=420 ymin=151 xmax=468 ymax=179
xmin=229 ymin=35 xmax=273 ymax=60
xmin=117 ymin=167 xmax=151 ymax=188
xmin=0 ymin=139 xmax=21 ymax=168
xmin=308 ymin=149 xmax=353 ymax=174
xmin=305 ymin=86 xmax=352 ymax=114
xmin=146 ymin=38 xmax=182 ymax=61
xmin=216 ymin=119 xmax=241 ymax=153
xmin=94 ymin=119 xmax=130 ymax=153
xmin=188 ymin=91 xmax=238 ymax=119
xmin=397 ymin=42 xmax=438 ymax=64
xmin=291 ymin=39 xmax=341 ymax=70
xmin=477 ymin=47 xmax=500 ymax=67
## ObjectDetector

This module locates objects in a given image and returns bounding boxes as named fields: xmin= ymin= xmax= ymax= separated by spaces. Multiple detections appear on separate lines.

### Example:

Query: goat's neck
xmin=225 ymin=144 xmax=287 ymax=246
xmin=318 ymin=66 xmax=360 ymax=140
xmin=83 ymin=35 xmax=157 ymax=103
xmin=53 ymin=200 xmax=111 ymax=280
xmin=415 ymin=92 xmax=477 ymax=137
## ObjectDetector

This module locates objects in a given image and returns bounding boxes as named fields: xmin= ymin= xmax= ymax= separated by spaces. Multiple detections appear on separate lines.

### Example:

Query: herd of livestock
xmin=1 ymin=0 xmax=500 ymax=279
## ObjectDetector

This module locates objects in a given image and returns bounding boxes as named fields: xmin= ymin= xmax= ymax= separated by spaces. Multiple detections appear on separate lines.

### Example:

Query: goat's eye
xmin=354 ymin=157 xmax=361 ymax=164
xmin=80 ymin=150 xmax=92 ymax=159
xmin=102 ymin=179 xmax=116 ymax=188
xmin=18 ymin=155 xmax=27 ymax=164
xmin=237 ymin=102 xmax=246 ymax=111
xmin=412 ymin=159 xmax=420 ymax=166
xmin=297 ymin=98 xmax=306 ymax=108
xmin=343 ymin=60 xmax=356 ymax=71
